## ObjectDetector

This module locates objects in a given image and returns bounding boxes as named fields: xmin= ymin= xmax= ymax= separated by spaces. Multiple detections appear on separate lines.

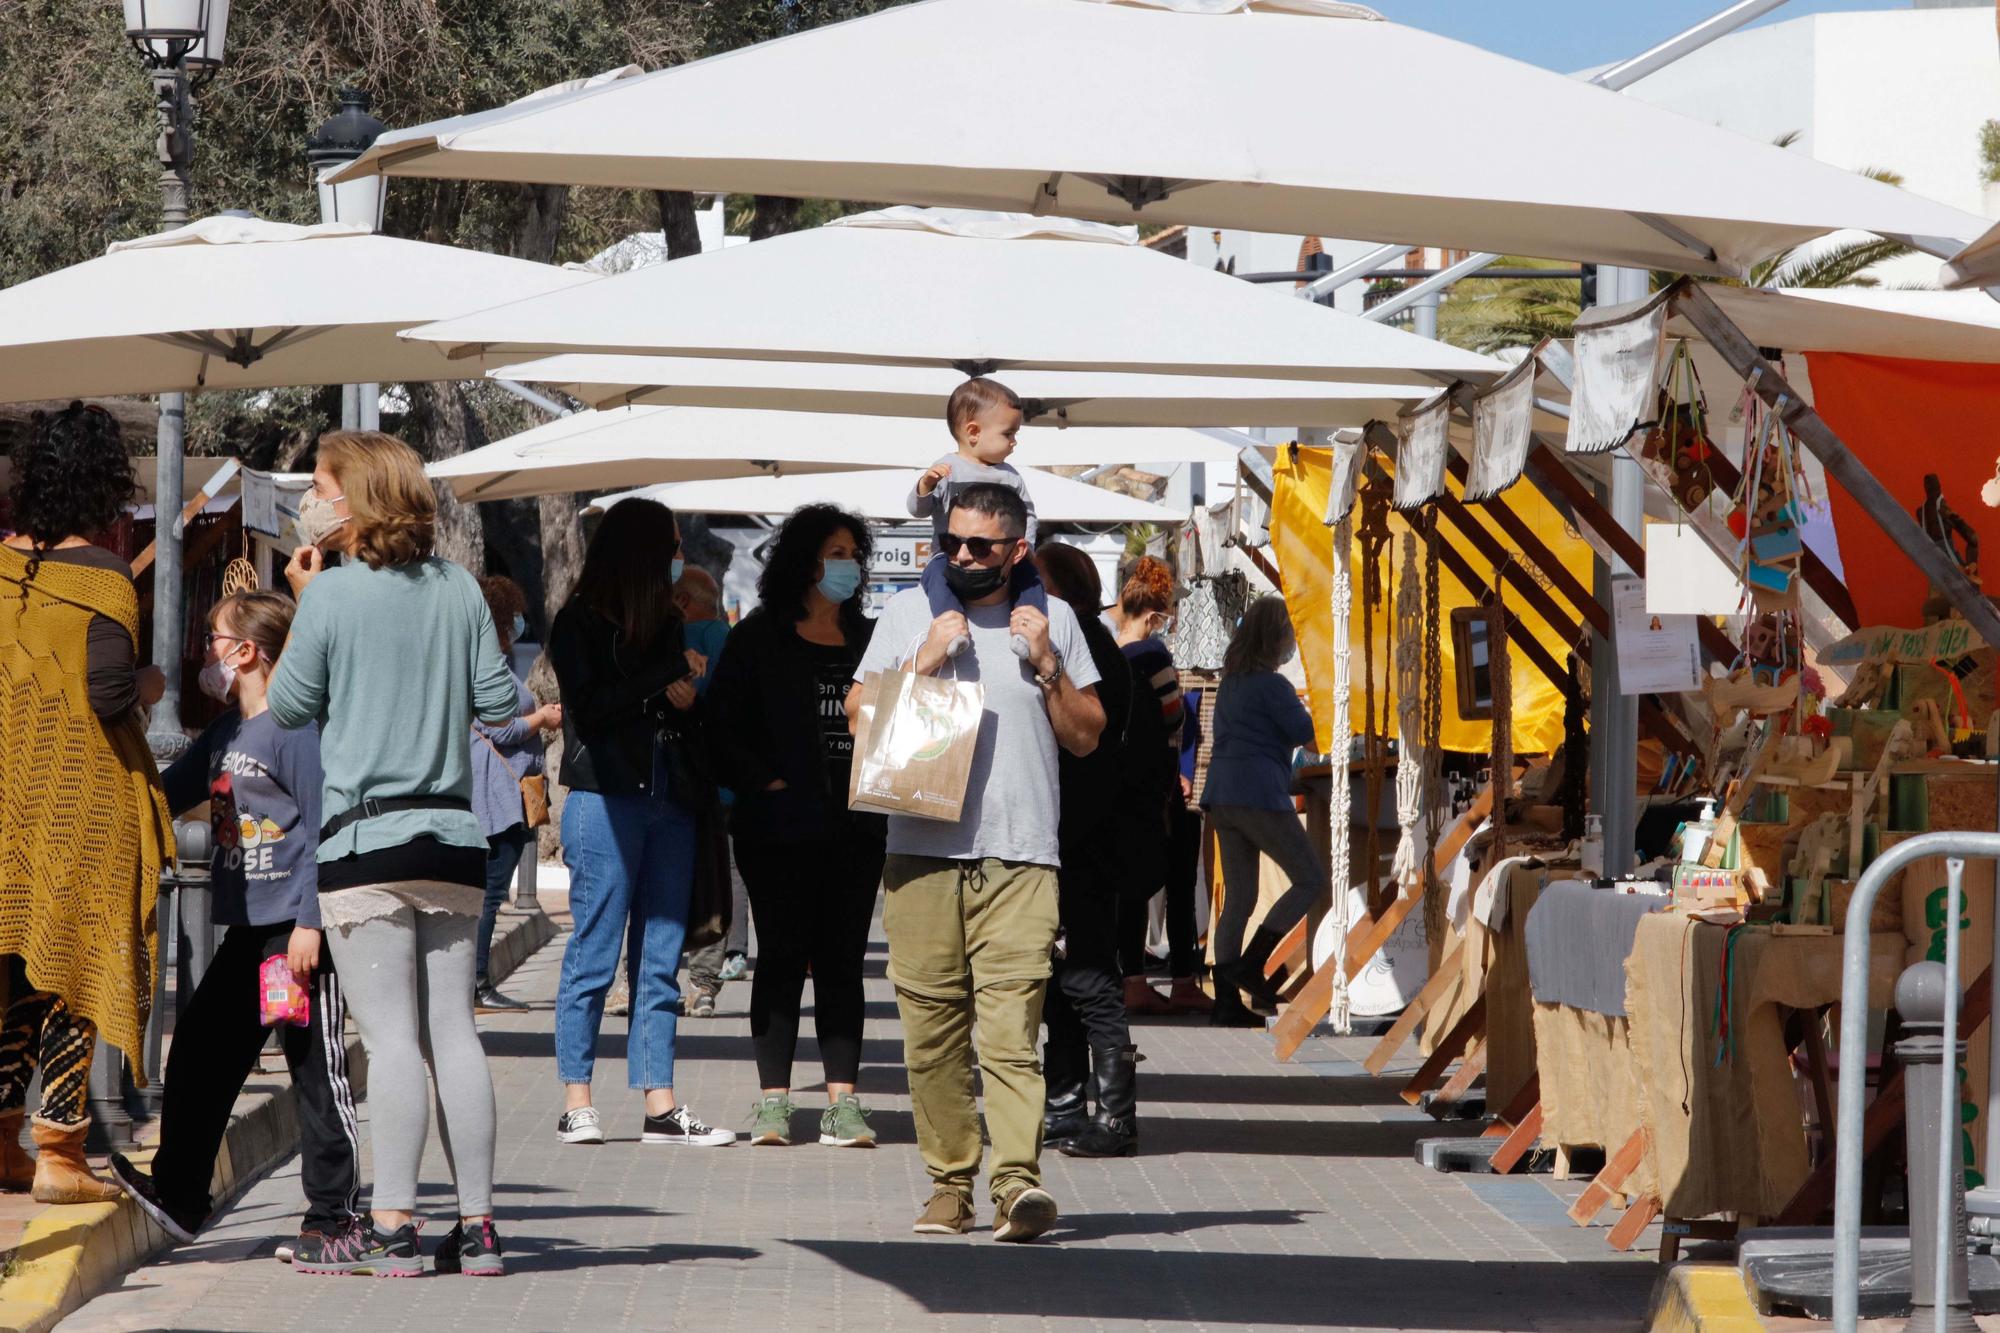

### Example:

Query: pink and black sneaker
xmin=435 ymin=1219 xmax=505 ymax=1276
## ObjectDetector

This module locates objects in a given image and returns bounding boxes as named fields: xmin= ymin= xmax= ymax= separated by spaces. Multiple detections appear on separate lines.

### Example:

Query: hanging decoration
xmin=1388 ymin=533 xmax=1427 ymax=892
xmin=1488 ymin=567 xmax=1514 ymax=866
xmin=1566 ymin=291 xmax=1670 ymax=454
xmin=1325 ymin=506 xmax=1356 ymax=1035
xmin=1421 ymin=511 xmax=1445 ymax=894
xmin=1640 ymin=341 xmax=1720 ymax=514
xmin=1391 ymin=387 xmax=1454 ymax=511
xmin=1465 ymin=355 xmax=1538 ymax=502
xmin=1358 ymin=476 xmax=1394 ymax=914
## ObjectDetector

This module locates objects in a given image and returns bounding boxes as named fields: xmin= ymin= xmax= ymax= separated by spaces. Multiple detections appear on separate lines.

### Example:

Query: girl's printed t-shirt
xmin=162 ymin=710 xmax=324 ymax=929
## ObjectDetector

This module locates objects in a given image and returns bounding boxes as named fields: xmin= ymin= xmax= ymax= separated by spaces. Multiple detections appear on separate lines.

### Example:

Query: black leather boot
xmin=1042 ymin=1040 xmax=1089 ymax=1147
xmin=1213 ymin=925 xmax=1288 ymax=1013
xmin=1208 ymin=979 xmax=1267 ymax=1027
xmin=1062 ymin=1044 xmax=1138 ymax=1158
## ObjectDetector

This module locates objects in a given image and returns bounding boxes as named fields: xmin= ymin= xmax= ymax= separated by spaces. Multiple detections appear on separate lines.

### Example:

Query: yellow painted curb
xmin=0 ymin=908 xmax=554 ymax=1333
xmin=1646 ymin=1262 xmax=1767 ymax=1333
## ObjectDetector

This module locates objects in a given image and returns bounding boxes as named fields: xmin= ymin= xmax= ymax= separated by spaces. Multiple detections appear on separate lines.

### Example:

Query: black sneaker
xmin=108 ymin=1153 xmax=205 ymax=1245
xmin=434 ymin=1219 xmax=505 ymax=1277
xmin=474 ymin=983 xmax=530 ymax=1013
xmin=294 ymin=1220 xmax=423 ymax=1277
xmin=641 ymin=1105 xmax=736 ymax=1147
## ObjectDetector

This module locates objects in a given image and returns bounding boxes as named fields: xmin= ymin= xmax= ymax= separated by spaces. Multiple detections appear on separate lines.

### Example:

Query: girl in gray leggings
xmin=268 ymin=430 xmax=523 ymax=1277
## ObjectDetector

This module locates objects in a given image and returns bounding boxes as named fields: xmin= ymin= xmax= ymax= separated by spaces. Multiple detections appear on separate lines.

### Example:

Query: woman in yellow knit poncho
xmin=0 ymin=403 xmax=172 ymax=1203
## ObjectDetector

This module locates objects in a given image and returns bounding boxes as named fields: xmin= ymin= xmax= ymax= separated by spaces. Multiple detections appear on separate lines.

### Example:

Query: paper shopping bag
xmin=848 ymin=667 xmax=984 ymax=822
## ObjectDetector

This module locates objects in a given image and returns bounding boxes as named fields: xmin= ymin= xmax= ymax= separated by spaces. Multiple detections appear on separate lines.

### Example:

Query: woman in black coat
xmin=706 ymin=505 xmax=886 ymax=1150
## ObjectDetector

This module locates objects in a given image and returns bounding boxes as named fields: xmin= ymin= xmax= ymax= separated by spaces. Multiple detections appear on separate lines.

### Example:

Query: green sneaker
xmin=747 ymin=1094 xmax=795 ymax=1146
xmin=819 ymin=1093 xmax=877 ymax=1148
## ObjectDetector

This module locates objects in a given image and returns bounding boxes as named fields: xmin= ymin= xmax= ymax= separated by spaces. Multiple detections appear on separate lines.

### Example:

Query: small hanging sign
xmin=1567 ymin=292 xmax=1670 ymax=455
xmin=1466 ymin=357 xmax=1537 ymax=501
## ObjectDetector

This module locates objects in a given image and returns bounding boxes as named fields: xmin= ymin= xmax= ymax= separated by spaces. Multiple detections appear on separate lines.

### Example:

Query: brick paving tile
xmin=59 ymin=914 xmax=1658 ymax=1333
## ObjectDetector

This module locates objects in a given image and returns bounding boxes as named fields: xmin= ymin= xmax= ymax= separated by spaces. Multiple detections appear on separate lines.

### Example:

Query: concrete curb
xmin=0 ymin=906 xmax=556 ymax=1333
xmin=1644 ymin=1262 xmax=1768 ymax=1333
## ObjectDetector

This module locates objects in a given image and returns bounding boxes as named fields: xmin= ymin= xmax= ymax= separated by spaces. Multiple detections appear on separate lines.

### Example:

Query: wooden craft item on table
xmin=1786 ymin=813 xmax=1844 ymax=926
xmin=1847 ymin=719 xmax=1917 ymax=871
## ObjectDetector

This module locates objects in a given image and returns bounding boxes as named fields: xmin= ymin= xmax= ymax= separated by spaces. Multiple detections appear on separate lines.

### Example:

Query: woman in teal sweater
xmin=269 ymin=431 xmax=519 ymax=1278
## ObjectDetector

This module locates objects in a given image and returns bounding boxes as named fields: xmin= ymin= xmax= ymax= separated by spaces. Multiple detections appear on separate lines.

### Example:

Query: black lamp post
xmin=307 ymin=89 xmax=389 ymax=428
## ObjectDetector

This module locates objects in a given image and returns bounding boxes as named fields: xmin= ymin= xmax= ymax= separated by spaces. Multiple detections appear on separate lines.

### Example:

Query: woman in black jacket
xmin=706 ymin=505 xmax=885 ymax=1149
xmin=548 ymin=499 xmax=734 ymax=1149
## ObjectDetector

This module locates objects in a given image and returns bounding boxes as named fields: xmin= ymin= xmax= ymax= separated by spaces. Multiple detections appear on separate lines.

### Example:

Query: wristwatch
xmin=1032 ymin=649 xmax=1064 ymax=688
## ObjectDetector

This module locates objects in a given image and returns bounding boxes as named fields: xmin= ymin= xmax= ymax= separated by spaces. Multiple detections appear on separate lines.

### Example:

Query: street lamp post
xmin=110 ymin=0 xmax=231 ymax=1146
xmin=123 ymin=0 xmax=231 ymax=766
xmin=307 ymin=89 xmax=388 ymax=430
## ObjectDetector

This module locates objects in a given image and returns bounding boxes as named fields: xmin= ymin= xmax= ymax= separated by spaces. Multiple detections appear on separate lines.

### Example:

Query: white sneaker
xmin=642 ymin=1105 xmax=736 ymax=1147
xmin=557 ymin=1106 xmax=605 ymax=1145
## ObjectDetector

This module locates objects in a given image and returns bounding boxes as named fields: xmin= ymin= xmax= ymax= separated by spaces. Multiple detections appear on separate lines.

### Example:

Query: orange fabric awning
xmin=1805 ymin=353 xmax=2000 ymax=629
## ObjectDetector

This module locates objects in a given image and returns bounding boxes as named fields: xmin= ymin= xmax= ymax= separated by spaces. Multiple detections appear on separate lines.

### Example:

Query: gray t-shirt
xmin=907 ymin=455 xmax=1040 ymax=547
xmin=854 ymin=586 xmax=1100 ymax=868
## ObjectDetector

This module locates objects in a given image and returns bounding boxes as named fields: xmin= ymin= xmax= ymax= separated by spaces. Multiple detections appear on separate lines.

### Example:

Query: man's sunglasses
xmin=938 ymin=532 xmax=1015 ymax=560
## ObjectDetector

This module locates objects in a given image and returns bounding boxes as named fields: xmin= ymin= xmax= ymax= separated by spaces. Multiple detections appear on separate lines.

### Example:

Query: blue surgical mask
xmin=817 ymin=558 xmax=862 ymax=603
xmin=510 ymin=613 xmax=527 ymax=642
xmin=670 ymin=557 xmax=686 ymax=584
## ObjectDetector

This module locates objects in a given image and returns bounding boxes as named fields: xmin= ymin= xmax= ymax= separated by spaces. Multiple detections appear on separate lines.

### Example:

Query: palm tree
xmin=1435 ymin=131 xmax=1916 ymax=353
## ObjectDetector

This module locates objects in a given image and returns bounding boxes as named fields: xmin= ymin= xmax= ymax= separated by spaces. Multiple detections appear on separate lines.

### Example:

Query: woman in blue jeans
xmin=548 ymin=499 xmax=733 ymax=1148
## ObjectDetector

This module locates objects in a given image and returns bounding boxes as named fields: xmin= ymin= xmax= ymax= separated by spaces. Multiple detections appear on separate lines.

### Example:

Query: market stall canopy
xmin=332 ymin=0 xmax=1986 ymax=277
xmin=430 ymin=404 xmax=1247 ymax=502
xmin=492 ymin=355 xmax=1426 ymax=429
xmin=1941 ymin=219 xmax=2000 ymax=291
xmin=593 ymin=465 xmax=1181 ymax=524
xmin=0 ymin=216 xmax=596 ymax=404
xmin=407 ymin=209 xmax=1502 ymax=387
xmin=1655 ymin=286 xmax=2000 ymax=363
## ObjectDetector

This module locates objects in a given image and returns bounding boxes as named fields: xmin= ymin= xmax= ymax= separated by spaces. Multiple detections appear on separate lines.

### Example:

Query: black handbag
xmin=683 ymin=803 xmax=732 ymax=952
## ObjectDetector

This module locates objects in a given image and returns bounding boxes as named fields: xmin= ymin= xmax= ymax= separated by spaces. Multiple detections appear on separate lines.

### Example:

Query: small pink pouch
xmin=259 ymin=955 xmax=310 ymax=1028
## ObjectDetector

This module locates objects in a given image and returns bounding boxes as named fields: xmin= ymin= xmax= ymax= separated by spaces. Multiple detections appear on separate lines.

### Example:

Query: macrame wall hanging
xmin=1324 ymin=483 xmax=1357 ymax=1035
xmin=1388 ymin=533 xmax=1426 ymax=895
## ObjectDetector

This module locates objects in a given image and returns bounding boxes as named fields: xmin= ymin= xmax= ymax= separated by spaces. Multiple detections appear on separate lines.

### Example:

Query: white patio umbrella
xmin=490 ymin=355 xmax=1423 ymax=428
xmin=431 ymin=404 xmax=1250 ymax=502
xmin=406 ymin=210 xmax=1501 ymax=387
xmin=1941 ymin=219 xmax=2000 ymax=292
xmin=1664 ymin=286 xmax=2000 ymax=362
xmin=0 ymin=215 xmax=596 ymax=404
xmin=333 ymin=0 xmax=1987 ymax=276
xmin=593 ymin=466 xmax=1181 ymax=525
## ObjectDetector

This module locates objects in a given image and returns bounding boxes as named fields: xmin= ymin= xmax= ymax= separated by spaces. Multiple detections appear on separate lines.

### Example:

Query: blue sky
xmin=1382 ymin=0 xmax=1912 ymax=72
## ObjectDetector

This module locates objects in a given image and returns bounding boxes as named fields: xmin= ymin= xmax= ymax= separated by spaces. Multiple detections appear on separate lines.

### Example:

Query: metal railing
xmin=1832 ymin=830 xmax=2000 ymax=1332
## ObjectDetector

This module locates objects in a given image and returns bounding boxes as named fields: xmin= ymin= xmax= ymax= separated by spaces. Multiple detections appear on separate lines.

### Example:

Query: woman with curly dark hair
xmin=0 ymin=402 xmax=172 ymax=1202
xmin=706 ymin=503 xmax=886 ymax=1149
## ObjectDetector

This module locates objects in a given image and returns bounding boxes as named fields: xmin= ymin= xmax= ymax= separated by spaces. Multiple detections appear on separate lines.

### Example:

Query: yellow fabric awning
xmin=1269 ymin=445 xmax=1593 ymax=754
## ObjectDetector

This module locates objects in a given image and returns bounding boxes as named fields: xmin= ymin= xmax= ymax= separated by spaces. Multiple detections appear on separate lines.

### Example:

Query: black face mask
xmin=941 ymin=557 xmax=1011 ymax=603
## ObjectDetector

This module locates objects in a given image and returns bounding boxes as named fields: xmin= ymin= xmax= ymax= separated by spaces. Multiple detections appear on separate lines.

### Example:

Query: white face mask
xmin=198 ymin=656 xmax=237 ymax=702
xmin=294 ymin=492 xmax=348 ymax=549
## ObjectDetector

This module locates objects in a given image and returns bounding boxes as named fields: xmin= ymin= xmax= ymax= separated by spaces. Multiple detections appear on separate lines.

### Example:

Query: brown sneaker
xmin=911 ymin=1187 xmax=975 ymax=1235
xmin=992 ymin=1185 xmax=1059 ymax=1243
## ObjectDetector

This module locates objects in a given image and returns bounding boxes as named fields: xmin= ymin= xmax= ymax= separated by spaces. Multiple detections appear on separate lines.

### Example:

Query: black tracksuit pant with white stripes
xmin=151 ymin=920 xmax=360 ymax=1233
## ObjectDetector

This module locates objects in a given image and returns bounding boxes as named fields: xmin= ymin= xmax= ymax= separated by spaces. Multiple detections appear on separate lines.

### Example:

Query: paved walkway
xmin=59 ymin=913 xmax=1659 ymax=1332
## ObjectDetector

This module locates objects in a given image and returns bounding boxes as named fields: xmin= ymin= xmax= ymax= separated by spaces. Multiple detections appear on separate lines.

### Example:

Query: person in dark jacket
xmin=1032 ymin=541 xmax=1141 ymax=1158
xmin=548 ymin=498 xmax=734 ymax=1149
xmin=706 ymin=505 xmax=886 ymax=1149
xmin=1201 ymin=596 xmax=1326 ymax=1028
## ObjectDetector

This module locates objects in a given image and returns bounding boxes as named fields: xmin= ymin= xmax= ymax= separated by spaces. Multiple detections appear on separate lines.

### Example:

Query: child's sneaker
xmin=294 ymin=1220 xmax=422 ymax=1276
xmin=686 ymin=987 xmax=717 ymax=1018
xmin=718 ymin=951 xmax=748 ymax=982
xmin=108 ymin=1153 xmax=205 ymax=1245
xmin=434 ymin=1219 xmax=505 ymax=1276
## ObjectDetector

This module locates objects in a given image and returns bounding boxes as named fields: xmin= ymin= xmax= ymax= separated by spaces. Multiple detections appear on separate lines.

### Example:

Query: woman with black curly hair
xmin=706 ymin=504 xmax=887 ymax=1149
xmin=0 ymin=402 xmax=172 ymax=1202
